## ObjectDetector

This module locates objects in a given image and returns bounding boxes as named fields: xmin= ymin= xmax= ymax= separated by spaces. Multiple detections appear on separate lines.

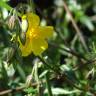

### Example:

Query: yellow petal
xmin=38 ymin=26 xmax=54 ymax=38
xmin=19 ymin=37 xmax=32 ymax=56
xmin=31 ymin=37 xmax=48 ymax=56
xmin=26 ymin=13 xmax=40 ymax=27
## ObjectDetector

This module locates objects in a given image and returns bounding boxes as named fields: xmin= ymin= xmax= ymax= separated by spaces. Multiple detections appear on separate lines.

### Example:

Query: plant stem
xmin=28 ymin=0 xmax=35 ymax=12
xmin=38 ymin=56 xmax=53 ymax=96
xmin=45 ymin=72 xmax=53 ymax=96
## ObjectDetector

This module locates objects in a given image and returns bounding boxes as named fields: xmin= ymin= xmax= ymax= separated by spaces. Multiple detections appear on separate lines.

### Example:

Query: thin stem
xmin=28 ymin=0 xmax=35 ymax=12
xmin=0 ymin=83 xmax=38 ymax=96
xmin=45 ymin=72 xmax=53 ymax=96
xmin=49 ymin=42 xmax=87 ymax=61
xmin=25 ymin=65 xmax=35 ymax=86
xmin=37 ymin=56 xmax=54 ymax=71
xmin=73 ymin=58 xmax=96 ymax=71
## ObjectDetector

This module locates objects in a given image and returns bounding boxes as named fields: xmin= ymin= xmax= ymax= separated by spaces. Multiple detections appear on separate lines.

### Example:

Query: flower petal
xmin=31 ymin=37 xmax=48 ymax=56
xmin=26 ymin=13 xmax=40 ymax=27
xmin=19 ymin=37 xmax=32 ymax=56
xmin=38 ymin=26 xmax=54 ymax=38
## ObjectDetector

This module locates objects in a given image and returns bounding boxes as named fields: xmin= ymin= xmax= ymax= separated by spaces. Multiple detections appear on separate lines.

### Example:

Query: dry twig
xmin=63 ymin=1 xmax=88 ymax=51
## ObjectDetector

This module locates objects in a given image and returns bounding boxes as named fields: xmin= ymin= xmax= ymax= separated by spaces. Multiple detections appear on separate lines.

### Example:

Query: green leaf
xmin=39 ymin=70 xmax=48 ymax=78
xmin=24 ymin=87 xmax=37 ymax=94
xmin=45 ymin=88 xmax=81 ymax=95
xmin=0 ymin=1 xmax=12 ymax=11
xmin=81 ymin=16 xmax=94 ymax=31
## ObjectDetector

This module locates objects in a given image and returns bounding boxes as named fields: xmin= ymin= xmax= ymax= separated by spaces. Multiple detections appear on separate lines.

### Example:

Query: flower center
xmin=29 ymin=28 xmax=39 ymax=39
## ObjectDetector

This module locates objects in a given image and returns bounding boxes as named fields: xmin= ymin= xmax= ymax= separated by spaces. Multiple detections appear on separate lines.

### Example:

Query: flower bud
xmin=7 ymin=15 xmax=16 ymax=30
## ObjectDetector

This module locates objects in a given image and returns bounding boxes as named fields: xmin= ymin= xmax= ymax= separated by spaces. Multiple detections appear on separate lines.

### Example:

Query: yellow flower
xmin=19 ymin=13 xmax=54 ymax=56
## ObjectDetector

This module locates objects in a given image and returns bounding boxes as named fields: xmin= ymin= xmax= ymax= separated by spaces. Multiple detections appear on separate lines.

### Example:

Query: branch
xmin=0 ymin=83 xmax=37 ymax=95
xmin=73 ymin=58 xmax=96 ymax=71
xmin=49 ymin=42 xmax=87 ymax=61
xmin=1 ymin=58 xmax=96 ymax=95
xmin=38 ymin=56 xmax=96 ymax=95
xmin=63 ymin=1 xmax=88 ymax=51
